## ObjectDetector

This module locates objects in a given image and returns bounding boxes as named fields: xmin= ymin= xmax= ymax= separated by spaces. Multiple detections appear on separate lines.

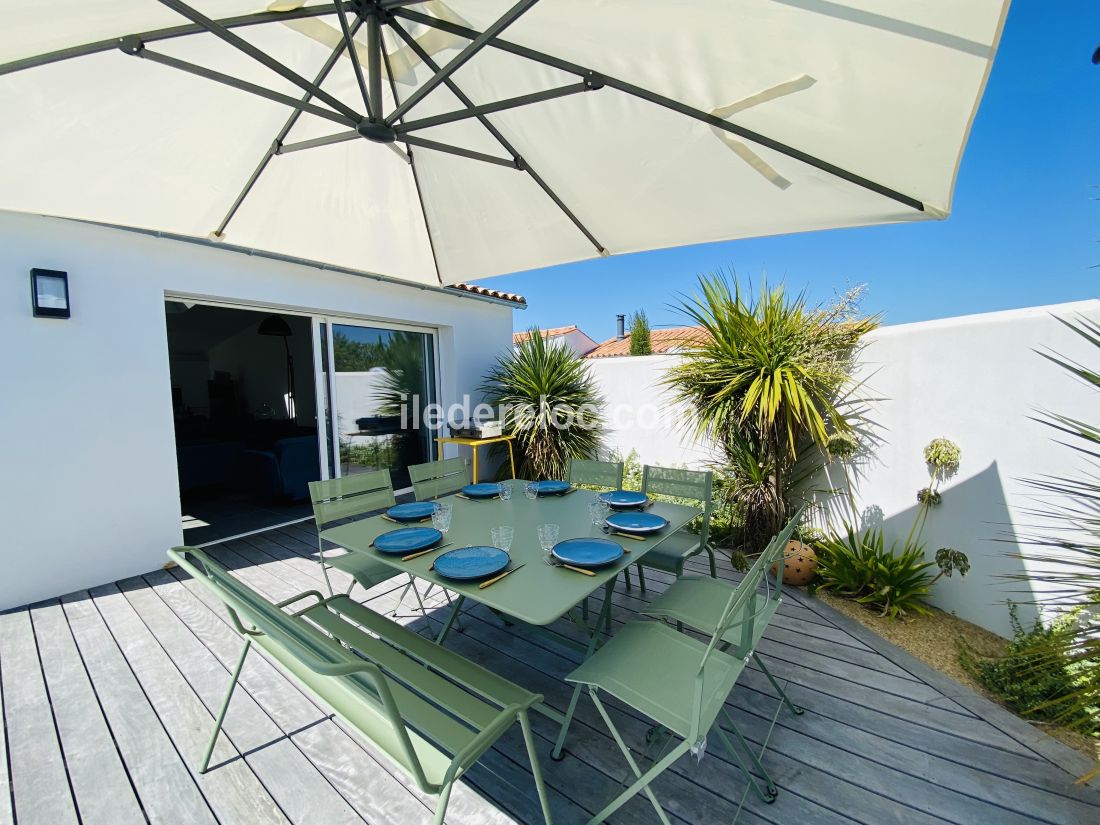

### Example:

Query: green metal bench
xmin=561 ymin=512 xmax=802 ymax=824
xmin=168 ymin=545 xmax=553 ymax=825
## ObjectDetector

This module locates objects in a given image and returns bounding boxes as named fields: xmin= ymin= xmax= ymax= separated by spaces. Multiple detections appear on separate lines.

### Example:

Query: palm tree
xmin=481 ymin=329 xmax=604 ymax=480
xmin=665 ymin=272 xmax=878 ymax=543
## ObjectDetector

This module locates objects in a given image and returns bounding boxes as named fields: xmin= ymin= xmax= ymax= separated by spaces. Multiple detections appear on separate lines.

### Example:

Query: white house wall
xmin=586 ymin=300 xmax=1100 ymax=638
xmin=0 ymin=211 xmax=514 ymax=610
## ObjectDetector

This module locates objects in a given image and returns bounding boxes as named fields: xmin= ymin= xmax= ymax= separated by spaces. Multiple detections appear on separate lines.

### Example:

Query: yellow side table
xmin=435 ymin=434 xmax=516 ymax=483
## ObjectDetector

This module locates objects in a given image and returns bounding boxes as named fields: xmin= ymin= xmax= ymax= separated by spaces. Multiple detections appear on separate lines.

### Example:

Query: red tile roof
xmin=584 ymin=326 xmax=709 ymax=358
xmin=448 ymin=283 xmax=527 ymax=306
xmin=512 ymin=325 xmax=579 ymax=345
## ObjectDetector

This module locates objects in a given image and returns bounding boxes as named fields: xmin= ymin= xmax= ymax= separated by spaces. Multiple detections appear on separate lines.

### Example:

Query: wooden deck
xmin=2 ymin=520 xmax=1098 ymax=825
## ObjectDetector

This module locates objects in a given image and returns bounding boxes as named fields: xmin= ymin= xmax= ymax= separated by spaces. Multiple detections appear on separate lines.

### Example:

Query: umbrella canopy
xmin=0 ymin=1 xmax=1009 ymax=286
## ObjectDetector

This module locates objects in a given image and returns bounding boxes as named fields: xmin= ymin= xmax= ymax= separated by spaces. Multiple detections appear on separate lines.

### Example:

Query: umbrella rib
xmin=214 ymin=25 xmax=361 ymax=237
xmin=381 ymin=36 xmax=444 ymax=286
xmin=157 ymin=0 xmax=364 ymax=125
xmin=130 ymin=46 xmax=355 ymax=129
xmin=386 ymin=17 xmax=607 ymax=254
xmin=0 ymin=3 xmax=345 ymax=78
xmin=398 ymin=135 xmax=518 ymax=169
xmin=391 ymin=6 xmax=926 ymax=213
xmin=393 ymin=82 xmax=591 ymax=134
xmin=384 ymin=0 xmax=542 ymax=126
xmin=334 ymin=0 xmax=374 ymax=119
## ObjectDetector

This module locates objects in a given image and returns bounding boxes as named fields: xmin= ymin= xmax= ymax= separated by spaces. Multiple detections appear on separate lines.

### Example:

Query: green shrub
xmin=814 ymin=527 xmax=969 ymax=618
xmin=960 ymin=604 xmax=1099 ymax=734
xmin=629 ymin=310 xmax=653 ymax=356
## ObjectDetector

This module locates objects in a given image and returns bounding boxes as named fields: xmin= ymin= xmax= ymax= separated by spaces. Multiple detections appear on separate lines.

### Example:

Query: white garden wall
xmin=0 ymin=211 xmax=514 ymax=610
xmin=587 ymin=300 xmax=1100 ymax=638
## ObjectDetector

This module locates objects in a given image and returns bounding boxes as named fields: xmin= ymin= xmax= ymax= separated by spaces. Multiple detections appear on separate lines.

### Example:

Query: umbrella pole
xmin=366 ymin=8 xmax=383 ymax=121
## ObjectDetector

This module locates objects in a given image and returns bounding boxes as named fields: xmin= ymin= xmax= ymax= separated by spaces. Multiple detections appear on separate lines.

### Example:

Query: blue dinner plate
xmin=606 ymin=511 xmax=669 ymax=534
xmin=372 ymin=526 xmax=443 ymax=554
xmin=387 ymin=501 xmax=436 ymax=522
xmin=462 ymin=483 xmax=500 ymax=499
xmin=433 ymin=546 xmax=510 ymax=580
xmin=552 ymin=537 xmax=624 ymax=568
xmin=599 ymin=489 xmax=650 ymax=509
xmin=532 ymin=480 xmax=572 ymax=496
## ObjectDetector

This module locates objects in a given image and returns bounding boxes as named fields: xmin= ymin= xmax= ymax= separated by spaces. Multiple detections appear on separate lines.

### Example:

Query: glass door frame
xmin=311 ymin=314 xmax=442 ymax=494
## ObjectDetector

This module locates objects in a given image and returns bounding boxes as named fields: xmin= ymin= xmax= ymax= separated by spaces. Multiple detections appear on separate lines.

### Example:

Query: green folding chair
xmin=309 ymin=471 xmax=433 ymax=624
xmin=563 ymin=515 xmax=802 ymax=825
xmin=409 ymin=457 xmax=470 ymax=501
xmin=567 ymin=458 xmax=624 ymax=489
xmin=632 ymin=466 xmax=716 ymax=592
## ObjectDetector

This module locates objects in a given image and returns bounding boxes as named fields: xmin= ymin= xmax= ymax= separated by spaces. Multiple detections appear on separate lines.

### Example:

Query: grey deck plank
xmin=116 ymin=576 xmax=369 ymax=825
xmin=61 ymin=591 xmax=220 ymax=825
xmin=6 ymin=522 xmax=1095 ymax=825
xmin=88 ymin=582 xmax=292 ymax=825
xmin=0 ymin=616 xmax=15 ymax=825
xmin=0 ymin=608 xmax=79 ymax=825
xmin=728 ymin=685 xmax=1100 ymax=825
xmin=28 ymin=600 xmax=146 ymax=825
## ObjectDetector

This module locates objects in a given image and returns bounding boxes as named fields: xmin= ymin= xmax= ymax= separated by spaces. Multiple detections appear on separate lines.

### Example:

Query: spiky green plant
xmin=665 ymin=272 xmax=878 ymax=544
xmin=481 ymin=328 xmax=604 ymax=480
xmin=1002 ymin=315 xmax=1100 ymax=763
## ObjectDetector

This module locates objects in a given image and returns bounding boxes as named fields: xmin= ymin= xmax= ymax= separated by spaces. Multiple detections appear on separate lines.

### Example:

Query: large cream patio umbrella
xmin=0 ymin=1 xmax=1009 ymax=286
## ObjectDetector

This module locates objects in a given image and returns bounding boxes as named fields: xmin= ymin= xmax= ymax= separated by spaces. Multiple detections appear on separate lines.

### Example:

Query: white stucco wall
xmin=0 ymin=211 xmax=514 ymax=610
xmin=587 ymin=300 xmax=1100 ymax=637
xmin=585 ymin=353 xmax=714 ymax=467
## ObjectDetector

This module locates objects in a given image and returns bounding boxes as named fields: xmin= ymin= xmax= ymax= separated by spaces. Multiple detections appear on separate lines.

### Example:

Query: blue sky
xmin=474 ymin=2 xmax=1098 ymax=342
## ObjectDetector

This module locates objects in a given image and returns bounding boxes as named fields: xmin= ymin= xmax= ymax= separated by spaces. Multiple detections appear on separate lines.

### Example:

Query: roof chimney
xmin=616 ymin=314 xmax=626 ymax=340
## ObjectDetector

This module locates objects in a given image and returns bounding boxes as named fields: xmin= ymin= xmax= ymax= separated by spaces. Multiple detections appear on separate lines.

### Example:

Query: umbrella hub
xmin=357 ymin=120 xmax=397 ymax=144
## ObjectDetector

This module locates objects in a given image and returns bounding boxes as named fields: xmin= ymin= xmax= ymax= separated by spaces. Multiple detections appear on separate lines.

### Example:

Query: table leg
xmin=435 ymin=595 xmax=465 ymax=644
xmin=472 ymin=446 xmax=479 ymax=484
xmin=507 ymin=439 xmax=516 ymax=479
xmin=437 ymin=440 xmax=444 ymax=460
xmin=551 ymin=580 xmax=614 ymax=760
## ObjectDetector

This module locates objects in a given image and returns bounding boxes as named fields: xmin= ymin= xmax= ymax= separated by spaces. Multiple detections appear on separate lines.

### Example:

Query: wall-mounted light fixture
xmin=31 ymin=268 xmax=70 ymax=318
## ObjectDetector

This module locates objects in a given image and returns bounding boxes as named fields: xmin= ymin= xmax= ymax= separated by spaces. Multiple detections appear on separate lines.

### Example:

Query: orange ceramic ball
xmin=771 ymin=540 xmax=818 ymax=586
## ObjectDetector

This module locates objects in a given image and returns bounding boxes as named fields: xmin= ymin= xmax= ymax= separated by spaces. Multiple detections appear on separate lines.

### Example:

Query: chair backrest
xmin=309 ymin=470 xmax=396 ymax=528
xmin=567 ymin=458 xmax=624 ymax=489
xmin=641 ymin=465 xmax=714 ymax=543
xmin=687 ymin=509 xmax=802 ymax=743
xmin=408 ymin=457 xmax=470 ymax=500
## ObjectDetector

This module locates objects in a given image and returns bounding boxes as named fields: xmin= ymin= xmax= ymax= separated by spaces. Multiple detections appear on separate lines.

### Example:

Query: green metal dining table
xmin=320 ymin=483 xmax=701 ymax=759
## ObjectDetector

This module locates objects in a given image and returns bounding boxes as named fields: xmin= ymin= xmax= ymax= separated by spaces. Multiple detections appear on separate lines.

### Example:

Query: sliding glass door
xmin=319 ymin=321 xmax=437 ymax=491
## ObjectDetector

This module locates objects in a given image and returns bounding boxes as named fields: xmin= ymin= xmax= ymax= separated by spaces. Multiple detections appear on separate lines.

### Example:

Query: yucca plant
xmin=665 ymin=272 xmax=878 ymax=545
xmin=480 ymin=328 xmax=604 ymax=480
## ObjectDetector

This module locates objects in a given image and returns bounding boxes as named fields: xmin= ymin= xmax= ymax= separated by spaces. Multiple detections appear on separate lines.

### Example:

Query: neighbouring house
xmin=512 ymin=324 xmax=600 ymax=356
xmin=0 ymin=212 xmax=525 ymax=610
xmin=584 ymin=325 xmax=709 ymax=358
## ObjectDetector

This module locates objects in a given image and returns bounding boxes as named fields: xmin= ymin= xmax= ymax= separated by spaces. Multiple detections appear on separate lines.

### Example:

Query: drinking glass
xmin=431 ymin=502 xmax=453 ymax=534
xmin=588 ymin=499 xmax=609 ymax=527
xmin=524 ymin=481 xmax=538 ymax=501
xmin=537 ymin=523 xmax=560 ymax=556
xmin=490 ymin=525 xmax=514 ymax=551
xmin=497 ymin=481 xmax=513 ymax=501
